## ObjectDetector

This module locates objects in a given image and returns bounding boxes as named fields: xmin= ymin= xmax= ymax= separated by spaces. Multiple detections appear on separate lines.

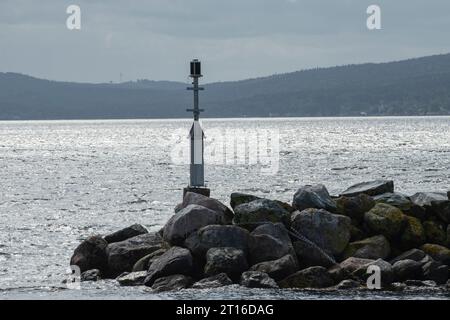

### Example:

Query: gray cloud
xmin=0 ymin=0 xmax=449 ymax=83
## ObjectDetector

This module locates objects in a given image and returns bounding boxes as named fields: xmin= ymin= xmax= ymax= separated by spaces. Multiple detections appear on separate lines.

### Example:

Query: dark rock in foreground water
xmin=104 ymin=224 xmax=148 ymax=244
xmin=279 ymin=266 xmax=334 ymax=289
xmin=240 ymin=271 xmax=279 ymax=289
xmin=393 ymin=259 xmax=423 ymax=282
xmin=117 ymin=271 xmax=147 ymax=286
xmin=151 ymin=274 xmax=193 ymax=292
xmin=191 ymin=273 xmax=233 ymax=289
xmin=81 ymin=269 xmax=101 ymax=282
xmin=70 ymin=236 xmax=108 ymax=273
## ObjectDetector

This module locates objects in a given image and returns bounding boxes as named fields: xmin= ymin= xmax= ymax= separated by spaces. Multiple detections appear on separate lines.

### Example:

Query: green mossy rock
xmin=423 ymin=220 xmax=447 ymax=245
xmin=420 ymin=244 xmax=450 ymax=265
xmin=335 ymin=194 xmax=375 ymax=222
xmin=341 ymin=235 xmax=391 ymax=260
xmin=400 ymin=216 xmax=426 ymax=249
xmin=364 ymin=203 xmax=407 ymax=239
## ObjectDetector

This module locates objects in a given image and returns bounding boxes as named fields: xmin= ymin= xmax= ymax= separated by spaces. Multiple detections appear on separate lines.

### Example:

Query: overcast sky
xmin=1 ymin=0 xmax=449 ymax=83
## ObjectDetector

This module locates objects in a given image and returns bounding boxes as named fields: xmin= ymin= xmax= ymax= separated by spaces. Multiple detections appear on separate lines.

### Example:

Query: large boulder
xmin=250 ymin=254 xmax=298 ymax=281
xmin=180 ymin=192 xmax=233 ymax=224
xmin=163 ymin=204 xmax=227 ymax=246
xmin=230 ymin=193 xmax=261 ymax=210
xmin=240 ymin=271 xmax=279 ymax=289
xmin=144 ymin=246 xmax=193 ymax=286
xmin=191 ymin=273 xmax=233 ymax=289
xmin=390 ymin=248 xmax=426 ymax=265
xmin=341 ymin=235 xmax=391 ymax=260
xmin=151 ymin=274 xmax=193 ymax=292
xmin=423 ymin=221 xmax=447 ymax=245
xmin=292 ymin=240 xmax=335 ymax=269
xmin=334 ymin=194 xmax=375 ymax=222
xmin=291 ymin=208 xmax=351 ymax=256
xmin=116 ymin=271 xmax=147 ymax=286
xmin=104 ymin=224 xmax=148 ymax=244
xmin=392 ymin=260 xmax=423 ymax=282
xmin=420 ymin=244 xmax=450 ymax=264
xmin=106 ymin=232 xmax=163 ymax=277
xmin=248 ymin=223 xmax=295 ymax=265
xmin=399 ymin=216 xmax=426 ymax=249
xmin=184 ymin=225 xmax=250 ymax=257
xmin=204 ymin=247 xmax=248 ymax=281
xmin=279 ymin=266 xmax=334 ymax=289
xmin=233 ymin=199 xmax=290 ymax=226
xmin=410 ymin=192 xmax=450 ymax=223
xmin=340 ymin=180 xmax=394 ymax=197
xmin=292 ymin=184 xmax=337 ymax=212
xmin=70 ymin=236 xmax=108 ymax=273
xmin=352 ymin=259 xmax=394 ymax=286
xmin=373 ymin=193 xmax=412 ymax=212
xmin=363 ymin=203 xmax=406 ymax=239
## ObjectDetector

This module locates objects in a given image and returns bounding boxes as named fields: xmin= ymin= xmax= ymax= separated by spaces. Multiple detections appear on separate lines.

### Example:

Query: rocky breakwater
xmin=69 ymin=181 xmax=450 ymax=292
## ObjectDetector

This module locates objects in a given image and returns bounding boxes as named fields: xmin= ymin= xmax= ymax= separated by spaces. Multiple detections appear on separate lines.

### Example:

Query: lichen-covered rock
xmin=144 ymin=246 xmax=193 ymax=286
xmin=151 ymin=274 xmax=193 ymax=292
xmin=423 ymin=221 xmax=447 ymax=246
xmin=400 ymin=216 xmax=426 ymax=249
xmin=292 ymin=184 xmax=337 ymax=212
xmin=180 ymin=192 xmax=233 ymax=224
xmin=291 ymin=208 xmax=351 ymax=256
xmin=420 ymin=244 xmax=450 ymax=264
xmin=340 ymin=180 xmax=394 ymax=197
xmin=70 ymin=235 xmax=108 ymax=273
xmin=240 ymin=271 xmax=279 ymax=289
xmin=184 ymin=225 xmax=250 ymax=257
xmin=233 ymin=199 xmax=290 ymax=225
xmin=204 ymin=247 xmax=248 ymax=281
xmin=104 ymin=224 xmax=148 ymax=244
xmin=106 ymin=232 xmax=163 ymax=277
xmin=293 ymin=240 xmax=335 ymax=269
xmin=191 ymin=273 xmax=233 ymax=289
xmin=81 ymin=269 xmax=101 ymax=282
xmin=279 ymin=266 xmax=334 ymax=289
xmin=230 ymin=193 xmax=261 ymax=210
xmin=341 ymin=235 xmax=391 ymax=260
xmin=390 ymin=248 xmax=426 ymax=265
xmin=117 ymin=271 xmax=147 ymax=286
xmin=392 ymin=260 xmax=423 ymax=282
xmin=363 ymin=203 xmax=406 ymax=239
xmin=132 ymin=249 xmax=166 ymax=272
xmin=373 ymin=192 xmax=412 ymax=212
xmin=250 ymin=254 xmax=298 ymax=281
xmin=335 ymin=194 xmax=375 ymax=222
xmin=163 ymin=204 xmax=227 ymax=246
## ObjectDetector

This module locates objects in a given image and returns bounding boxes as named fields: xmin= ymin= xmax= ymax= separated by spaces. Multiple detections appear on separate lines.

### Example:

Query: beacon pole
xmin=183 ymin=59 xmax=210 ymax=198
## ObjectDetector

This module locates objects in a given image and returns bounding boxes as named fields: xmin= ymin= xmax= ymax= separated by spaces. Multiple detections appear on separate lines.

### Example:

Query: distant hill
xmin=1 ymin=53 xmax=450 ymax=120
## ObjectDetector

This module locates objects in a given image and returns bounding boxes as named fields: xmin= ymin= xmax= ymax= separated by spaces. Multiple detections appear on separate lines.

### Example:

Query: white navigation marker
xmin=186 ymin=59 xmax=207 ymax=191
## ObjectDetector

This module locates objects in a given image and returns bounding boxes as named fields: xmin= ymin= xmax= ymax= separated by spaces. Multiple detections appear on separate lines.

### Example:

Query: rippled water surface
xmin=0 ymin=117 xmax=449 ymax=299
